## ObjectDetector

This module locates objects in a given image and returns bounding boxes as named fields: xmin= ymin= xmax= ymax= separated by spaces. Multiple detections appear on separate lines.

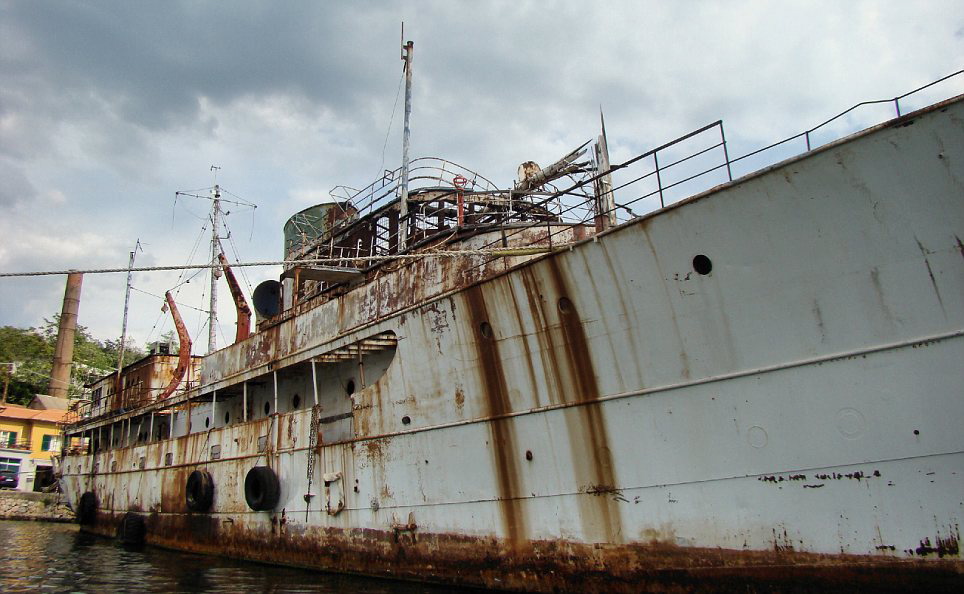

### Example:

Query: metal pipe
xmin=653 ymin=153 xmax=664 ymax=208
xmin=719 ymin=122 xmax=733 ymax=182
xmin=116 ymin=242 xmax=139 ymax=391
xmin=311 ymin=360 xmax=319 ymax=406
xmin=357 ymin=345 xmax=366 ymax=389
xmin=208 ymin=185 xmax=221 ymax=354
xmin=243 ymin=381 xmax=248 ymax=422
xmin=273 ymin=371 xmax=278 ymax=415
xmin=49 ymin=272 xmax=83 ymax=398
xmin=399 ymin=40 xmax=414 ymax=250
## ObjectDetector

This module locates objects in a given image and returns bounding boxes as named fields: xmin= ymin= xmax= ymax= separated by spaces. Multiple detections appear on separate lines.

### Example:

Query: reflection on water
xmin=0 ymin=521 xmax=476 ymax=593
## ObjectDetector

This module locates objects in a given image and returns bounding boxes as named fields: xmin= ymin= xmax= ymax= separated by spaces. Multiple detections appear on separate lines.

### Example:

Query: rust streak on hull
xmin=83 ymin=514 xmax=964 ymax=593
xmin=464 ymin=285 xmax=527 ymax=544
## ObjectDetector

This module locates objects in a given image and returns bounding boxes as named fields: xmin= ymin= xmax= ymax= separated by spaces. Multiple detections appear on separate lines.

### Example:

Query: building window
xmin=0 ymin=457 xmax=20 ymax=473
xmin=41 ymin=435 xmax=62 ymax=452
xmin=0 ymin=431 xmax=17 ymax=447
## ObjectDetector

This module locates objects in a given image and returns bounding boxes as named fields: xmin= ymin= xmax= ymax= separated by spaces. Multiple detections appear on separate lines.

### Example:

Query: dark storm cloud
xmin=2 ymin=0 xmax=963 ymax=343
xmin=3 ymin=1 xmax=399 ymax=130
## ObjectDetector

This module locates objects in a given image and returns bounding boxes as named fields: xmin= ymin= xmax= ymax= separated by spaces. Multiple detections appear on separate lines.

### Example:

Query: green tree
xmin=0 ymin=317 xmax=145 ymax=405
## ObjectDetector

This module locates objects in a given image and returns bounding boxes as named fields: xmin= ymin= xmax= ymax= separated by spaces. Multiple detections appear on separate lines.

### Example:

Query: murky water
xmin=0 ymin=520 xmax=478 ymax=593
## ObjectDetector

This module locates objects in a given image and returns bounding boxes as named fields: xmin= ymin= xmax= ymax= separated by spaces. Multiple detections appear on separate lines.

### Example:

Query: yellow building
xmin=0 ymin=404 xmax=64 ymax=491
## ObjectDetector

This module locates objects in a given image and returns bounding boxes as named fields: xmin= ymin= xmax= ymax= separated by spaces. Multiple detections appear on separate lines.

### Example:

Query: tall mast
xmin=174 ymin=171 xmax=256 ymax=356
xmin=117 ymin=239 xmax=141 ymax=375
xmin=208 ymin=183 xmax=221 ymax=354
xmin=399 ymin=26 xmax=414 ymax=251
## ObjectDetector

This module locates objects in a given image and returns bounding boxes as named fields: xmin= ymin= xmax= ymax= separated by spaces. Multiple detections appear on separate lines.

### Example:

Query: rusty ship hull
xmin=57 ymin=95 xmax=964 ymax=590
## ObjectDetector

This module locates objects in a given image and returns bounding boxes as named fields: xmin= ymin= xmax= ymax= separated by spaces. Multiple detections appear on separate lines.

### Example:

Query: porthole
xmin=693 ymin=254 xmax=713 ymax=275
xmin=292 ymin=394 xmax=301 ymax=409
xmin=479 ymin=321 xmax=494 ymax=339
xmin=264 ymin=401 xmax=271 ymax=416
xmin=204 ymin=417 xmax=210 ymax=428
xmin=224 ymin=411 xmax=230 ymax=424
xmin=402 ymin=415 xmax=411 ymax=425
xmin=558 ymin=297 xmax=574 ymax=314
xmin=346 ymin=379 xmax=356 ymax=396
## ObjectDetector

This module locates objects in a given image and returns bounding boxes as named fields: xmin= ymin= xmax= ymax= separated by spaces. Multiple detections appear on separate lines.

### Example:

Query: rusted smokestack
xmin=49 ymin=272 xmax=83 ymax=398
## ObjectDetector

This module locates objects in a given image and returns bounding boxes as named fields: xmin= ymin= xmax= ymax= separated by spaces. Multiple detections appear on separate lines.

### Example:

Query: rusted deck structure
xmin=58 ymin=94 xmax=964 ymax=591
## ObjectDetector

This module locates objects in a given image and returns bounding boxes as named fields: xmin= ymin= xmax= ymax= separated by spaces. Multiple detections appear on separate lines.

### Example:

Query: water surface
xmin=0 ymin=520 xmax=475 ymax=593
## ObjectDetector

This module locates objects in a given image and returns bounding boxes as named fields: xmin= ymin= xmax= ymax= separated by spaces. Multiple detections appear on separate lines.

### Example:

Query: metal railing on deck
xmin=732 ymin=68 xmax=964 ymax=165
xmin=284 ymin=69 xmax=964 ymax=286
xmin=463 ymin=68 xmax=964 ymax=269
xmin=330 ymin=157 xmax=500 ymax=221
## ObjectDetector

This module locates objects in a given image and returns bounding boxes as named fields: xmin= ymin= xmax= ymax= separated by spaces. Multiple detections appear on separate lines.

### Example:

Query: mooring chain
xmin=305 ymin=404 xmax=321 ymax=521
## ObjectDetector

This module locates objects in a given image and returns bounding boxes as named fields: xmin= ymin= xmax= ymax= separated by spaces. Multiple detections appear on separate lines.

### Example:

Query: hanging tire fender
xmin=118 ymin=512 xmax=146 ymax=545
xmin=77 ymin=491 xmax=97 ymax=525
xmin=185 ymin=469 xmax=215 ymax=512
xmin=244 ymin=466 xmax=281 ymax=511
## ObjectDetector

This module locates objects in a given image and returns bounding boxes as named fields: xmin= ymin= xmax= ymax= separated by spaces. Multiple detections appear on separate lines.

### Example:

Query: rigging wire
xmin=129 ymin=286 xmax=208 ymax=313
xmin=0 ymin=247 xmax=565 ymax=278
xmin=377 ymin=69 xmax=406 ymax=184
xmin=221 ymin=218 xmax=256 ymax=294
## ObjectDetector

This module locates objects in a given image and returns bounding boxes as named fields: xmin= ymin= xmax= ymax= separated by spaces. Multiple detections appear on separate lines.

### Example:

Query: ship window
xmin=210 ymin=445 xmax=221 ymax=460
xmin=346 ymin=380 xmax=356 ymax=396
xmin=292 ymin=394 xmax=301 ymax=409
xmin=693 ymin=254 xmax=713 ymax=275
xmin=264 ymin=401 xmax=271 ymax=416
xmin=164 ymin=453 xmax=173 ymax=466
xmin=402 ymin=415 xmax=411 ymax=425
xmin=204 ymin=417 xmax=210 ymax=428
xmin=479 ymin=321 xmax=494 ymax=339
xmin=224 ymin=411 xmax=230 ymax=424
xmin=138 ymin=457 xmax=146 ymax=470
xmin=558 ymin=297 xmax=574 ymax=315
xmin=110 ymin=461 xmax=117 ymax=472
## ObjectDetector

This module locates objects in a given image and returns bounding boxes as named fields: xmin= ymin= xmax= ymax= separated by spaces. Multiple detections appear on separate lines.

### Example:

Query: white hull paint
xmin=60 ymin=95 xmax=964 ymax=590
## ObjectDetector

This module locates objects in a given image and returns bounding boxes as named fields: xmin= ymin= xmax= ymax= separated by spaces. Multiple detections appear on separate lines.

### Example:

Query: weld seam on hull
xmin=68 ymin=450 xmax=964 ymax=517
xmin=65 ymin=327 xmax=963 ymax=445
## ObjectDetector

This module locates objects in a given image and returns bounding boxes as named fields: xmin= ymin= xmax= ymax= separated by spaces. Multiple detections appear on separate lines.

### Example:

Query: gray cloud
xmin=1 ymin=0 xmax=962 ymax=344
xmin=0 ymin=161 xmax=35 ymax=207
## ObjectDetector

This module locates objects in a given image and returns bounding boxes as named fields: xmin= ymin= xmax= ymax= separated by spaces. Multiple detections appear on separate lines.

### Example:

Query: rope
xmin=0 ymin=246 xmax=563 ymax=278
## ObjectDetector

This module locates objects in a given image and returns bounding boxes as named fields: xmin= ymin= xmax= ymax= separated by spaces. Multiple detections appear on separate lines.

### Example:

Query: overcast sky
xmin=1 ymin=1 xmax=963 ymax=354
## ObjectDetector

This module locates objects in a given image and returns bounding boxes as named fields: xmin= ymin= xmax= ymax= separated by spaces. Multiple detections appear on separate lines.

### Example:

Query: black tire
xmin=244 ymin=466 xmax=280 ymax=511
xmin=77 ymin=491 xmax=97 ymax=525
xmin=118 ymin=512 xmax=145 ymax=545
xmin=185 ymin=470 xmax=215 ymax=512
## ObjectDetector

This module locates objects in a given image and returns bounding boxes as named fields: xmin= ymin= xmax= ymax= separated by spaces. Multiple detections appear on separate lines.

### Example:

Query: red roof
xmin=0 ymin=404 xmax=65 ymax=423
